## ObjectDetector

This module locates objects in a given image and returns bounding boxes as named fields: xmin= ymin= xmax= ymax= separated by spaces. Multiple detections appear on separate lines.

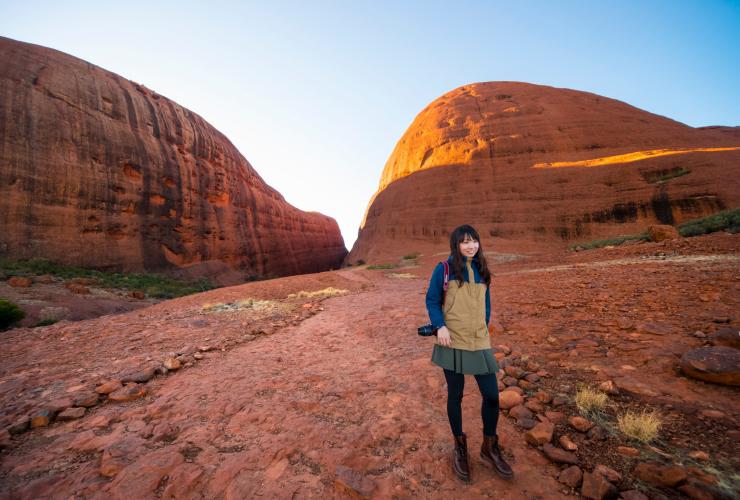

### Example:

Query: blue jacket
xmin=425 ymin=255 xmax=491 ymax=329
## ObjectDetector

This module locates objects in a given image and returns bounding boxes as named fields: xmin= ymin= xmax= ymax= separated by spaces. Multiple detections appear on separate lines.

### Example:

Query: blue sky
xmin=2 ymin=1 xmax=739 ymax=249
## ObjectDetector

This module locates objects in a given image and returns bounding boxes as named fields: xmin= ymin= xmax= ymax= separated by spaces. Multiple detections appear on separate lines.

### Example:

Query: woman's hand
xmin=437 ymin=326 xmax=452 ymax=347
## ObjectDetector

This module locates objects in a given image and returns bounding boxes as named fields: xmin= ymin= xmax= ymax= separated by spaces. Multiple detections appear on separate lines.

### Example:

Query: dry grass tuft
xmin=574 ymin=385 xmax=608 ymax=414
xmin=387 ymin=273 xmax=416 ymax=279
xmin=287 ymin=287 xmax=348 ymax=299
xmin=617 ymin=409 xmax=662 ymax=442
xmin=201 ymin=298 xmax=276 ymax=313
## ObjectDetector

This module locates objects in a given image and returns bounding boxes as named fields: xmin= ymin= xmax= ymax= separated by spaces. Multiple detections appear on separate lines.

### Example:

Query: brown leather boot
xmin=452 ymin=433 xmax=471 ymax=483
xmin=480 ymin=434 xmax=513 ymax=479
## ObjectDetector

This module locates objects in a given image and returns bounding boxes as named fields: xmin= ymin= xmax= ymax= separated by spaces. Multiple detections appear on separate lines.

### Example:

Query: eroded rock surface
xmin=350 ymin=81 xmax=740 ymax=263
xmin=0 ymin=37 xmax=346 ymax=281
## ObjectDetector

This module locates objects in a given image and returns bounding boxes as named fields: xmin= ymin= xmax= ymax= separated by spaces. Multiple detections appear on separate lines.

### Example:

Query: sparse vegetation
xmin=570 ymin=232 xmax=650 ymax=251
xmin=387 ymin=273 xmax=416 ymax=279
xmin=678 ymin=207 xmax=740 ymax=237
xmin=202 ymin=298 xmax=277 ymax=313
xmin=355 ymin=259 xmax=366 ymax=266
xmin=34 ymin=318 xmax=58 ymax=327
xmin=617 ymin=409 xmax=662 ymax=443
xmin=641 ymin=166 xmax=691 ymax=183
xmin=574 ymin=385 xmax=608 ymax=415
xmin=402 ymin=252 xmax=420 ymax=260
xmin=0 ymin=258 xmax=214 ymax=298
xmin=367 ymin=263 xmax=397 ymax=270
xmin=287 ymin=287 xmax=348 ymax=299
xmin=0 ymin=299 xmax=25 ymax=330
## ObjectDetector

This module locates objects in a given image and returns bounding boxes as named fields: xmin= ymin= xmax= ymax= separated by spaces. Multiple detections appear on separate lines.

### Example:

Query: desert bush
xmin=575 ymin=385 xmax=608 ymax=414
xmin=367 ymin=263 xmax=396 ymax=270
xmin=288 ymin=287 xmax=348 ymax=299
xmin=678 ymin=207 xmax=740 ymax=237
xmin=617 ymin=409 xmax=662 ymax=442
xmin=402 ymin=252 xmax=420 ymax=260
xmin=34 ymin=318 xmax=58 ymax=327
xmin=0 ymin=299 xmax=25 ymax=329
xmin=570 ymin=232 xmax=650 ymax=251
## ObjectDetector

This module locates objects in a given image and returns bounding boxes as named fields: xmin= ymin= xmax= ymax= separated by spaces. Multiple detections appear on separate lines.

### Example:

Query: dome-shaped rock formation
xmin=0 ymin=37 xmax=346 ymax=281
xmin=349 ymin=82 xmax=740 ymax=263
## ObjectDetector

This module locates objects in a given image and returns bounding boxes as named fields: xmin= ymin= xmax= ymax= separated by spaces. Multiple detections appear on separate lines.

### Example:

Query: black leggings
xmin=443 ymin=369 xmax=500 ymax=437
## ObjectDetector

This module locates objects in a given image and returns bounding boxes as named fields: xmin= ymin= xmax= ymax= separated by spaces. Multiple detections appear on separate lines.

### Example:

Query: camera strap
xmin=442 ymin=260 xmax=449 ymax=293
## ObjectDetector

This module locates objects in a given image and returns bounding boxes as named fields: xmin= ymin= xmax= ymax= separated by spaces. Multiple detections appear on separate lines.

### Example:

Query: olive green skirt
xmin=431 ymin=345 xmax=499 ymax=375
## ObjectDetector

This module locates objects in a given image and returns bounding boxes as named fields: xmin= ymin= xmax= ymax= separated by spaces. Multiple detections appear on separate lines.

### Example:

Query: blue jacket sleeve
xmin=485 ymin=285 xmax=491 ymax=326
xmin=425 ymin=263 xmax=446 ymax=328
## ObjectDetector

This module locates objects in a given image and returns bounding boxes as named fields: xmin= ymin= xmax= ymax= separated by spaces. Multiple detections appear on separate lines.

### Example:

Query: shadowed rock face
xmin=349 ymin=82 xmax=740 ymax=263
xmin=0 ymin=37 xmax=346 ymax=281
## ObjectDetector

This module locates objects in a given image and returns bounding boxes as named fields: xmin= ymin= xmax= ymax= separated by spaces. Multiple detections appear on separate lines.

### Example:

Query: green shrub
xmin=34 ymin=318 xmax=58 ymax=327
xmin=570 ymin=232 xmax=650 ymax=251
xmin=367 ymin=263 xmax=397 ymax=270
xmin=0 ymin=299 xmax=25 ymax=329
xmin=356 ymin=259 xmax=366 ymax=266
xmin=678 ymin=207 xmax=740 ymax=237
xmin=402 ymin=252 xmax=420 ymax=260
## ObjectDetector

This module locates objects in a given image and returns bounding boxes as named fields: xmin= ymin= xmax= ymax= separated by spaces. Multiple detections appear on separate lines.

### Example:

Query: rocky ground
xmin=0 ymin=232 xmax=738 ymax=499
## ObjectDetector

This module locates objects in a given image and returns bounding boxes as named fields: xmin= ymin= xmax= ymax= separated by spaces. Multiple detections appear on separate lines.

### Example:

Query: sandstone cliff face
xmin=0 ymin=37 xmax=346 ymax=280
xmin=350 ymin=82 xmax=740 ymax=262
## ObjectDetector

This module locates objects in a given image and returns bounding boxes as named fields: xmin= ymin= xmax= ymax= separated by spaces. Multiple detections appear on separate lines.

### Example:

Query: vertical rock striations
xmin=350 ymin=82 xmax=739 ymax=262
xmin=0 ymin=37 xmax=346 ymax=281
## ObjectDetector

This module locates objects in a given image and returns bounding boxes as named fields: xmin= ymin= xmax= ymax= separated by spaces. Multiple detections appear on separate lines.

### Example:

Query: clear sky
xmin=2 ymin=1 xmax=739 ymax=249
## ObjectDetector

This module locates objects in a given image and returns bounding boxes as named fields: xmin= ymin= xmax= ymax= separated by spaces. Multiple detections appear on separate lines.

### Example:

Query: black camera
xmin=417 ymin=324 xmax=438 ymax=336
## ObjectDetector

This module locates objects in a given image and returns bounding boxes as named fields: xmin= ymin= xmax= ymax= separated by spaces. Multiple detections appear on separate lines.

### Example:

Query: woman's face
xmin=458 ymin=234 xmax=479 ymax=258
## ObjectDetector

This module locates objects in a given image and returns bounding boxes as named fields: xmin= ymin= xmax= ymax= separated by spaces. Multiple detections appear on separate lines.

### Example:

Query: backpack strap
xmin=441 ymin=260 xmax=449 ymax=292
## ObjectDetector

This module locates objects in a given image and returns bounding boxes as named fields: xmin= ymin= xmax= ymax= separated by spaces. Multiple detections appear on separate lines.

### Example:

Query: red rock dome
xmin=350 ymin=82 xmax=739 ymax=262
xmin=0 ymin=37 xmax=346 ymax=281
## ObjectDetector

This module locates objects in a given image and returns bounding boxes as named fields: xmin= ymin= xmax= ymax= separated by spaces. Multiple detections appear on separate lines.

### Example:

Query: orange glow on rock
xmin=532 ymin=147 xmax=740 ymax=169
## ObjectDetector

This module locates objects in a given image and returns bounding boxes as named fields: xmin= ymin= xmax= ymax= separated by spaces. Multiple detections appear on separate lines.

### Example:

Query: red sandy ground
xmin=0 ymin=233 xmax=738 ymax=499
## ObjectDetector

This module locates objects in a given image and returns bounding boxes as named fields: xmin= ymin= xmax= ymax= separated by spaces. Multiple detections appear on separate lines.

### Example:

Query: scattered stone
xmin=120 ymin=367 xmax=156 ymax=384
xmin=542 ymin=443 xmax=577 ymax=464
xmin=152 ymin=423 xmax=180 ymax=442
xmin=198 ymin=345 xmax=214 ymax=352
xmin=708 ymin=327 xmax=740 ymax=349
xmin=100 ymin=448 xmax=127 ymax=478
xmin=647 ymin=224 xmax=679 ymax=242
xmin=495 ymin=344 xmax=512 ymax=355
xmin=692 ymin=330 xmax=706 ymax=339
xmin=598 ymin=380 xmax=619 ymax=395
xmin=617 ymin=446 xmax=640 ymax=457
xmin=95 ymin=380 xmax=123 ymax=395
xmin=57 ymin=407 xmax=85 ymax=420
xmin=8 ymin=418 xmax=29 ymax=435
xmin=88 ymin=415 xmax=112 ymax=428
xmin=518 ymin=379 xmax=534 ymax=390
xmin=558 ymin=465 xmax=583 ymax=488
xmin=677 ymin=481 xmax=716 ymax=500
xmin=65 ymin=283 xmax=91 ymax=294
xmin=619 ymin=490 xmax=648 ymax=500
xmin=163 ymin=358 xmax=181 ymax=371
xmin=0 ymin=429 xmax=11 ymax=448
xmin=503 ymin=386 xmax=524 ymax=395
xmin=524 ymin=421 xmax=554 ymax=445
xmin=334 ymin=465 xmax=376 ymax=498
xmin=48 ymin=397 xmax=74 ymax=415
xmin=8 ymin=276 xmax=32 ymax=287
xmin=687 ymin=450 xmax=709 ymax=461
xmin=544 ymin=411 xmax=565 ymax=423
xmin=594 ymin=464 xmax=621 ymax=483
xmin=193 ymin=353 xmax=204 ymax=360
xmin=524 ymin=400 xmax=544 ymax=413
xmin=524 ymin=372 xmax=540 ymax=383
xmin=581 ymin=471 xmax=618 ymax=500
xmin=680 ymin=346 xmax=740 ymax=386
xmin=552 ymin=396 xmax=568 ymax=406
xmin=74 ymin=393 xmax=100 ymax=408
xmin=614 ymin=377 xmax=662 ymax=397
xmin=108 ymin=384 xmax=147 ymax=403
xmin=499 ymin=391 xmax=524 ymax=409
xmin=35 ymin=274 xmax=54 ymax=284
xmin=698 ymin=409 xmax=726 ymax=420
xmin=128 ymin=290 xmax=146 ymax=300
xmin=504 ymin=365 xmax=525 ymax=379
xmin=502 ymin=376 xmax=518 ymax=386
xmin=633 ymin=462 xmax=687 ymax=487
xmin=517 ymin=418 xmax=537 ymax=430
xmin=569 ymin=415 xmax=594 ymax=432
xmin=30 ymin=410 xmax=52 ymax=428
xmin=587 ymin=425 xmax=607 ymax=441
xmin=559 ymin=435 xmax=578 ymax=451
xmin=509 ymin=405 xmax=534 ymax=420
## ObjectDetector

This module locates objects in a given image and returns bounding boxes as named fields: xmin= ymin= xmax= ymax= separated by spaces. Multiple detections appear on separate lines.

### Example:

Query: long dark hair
xmin=449 ymin=224 xmax=491 ymax=287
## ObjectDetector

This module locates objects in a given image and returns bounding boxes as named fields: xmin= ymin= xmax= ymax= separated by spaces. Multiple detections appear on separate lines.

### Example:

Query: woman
xmin=425 ymin=224 xmax=513 ymax=483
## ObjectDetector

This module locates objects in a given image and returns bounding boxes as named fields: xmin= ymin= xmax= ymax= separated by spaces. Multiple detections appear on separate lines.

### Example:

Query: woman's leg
xmin=443 ymin=369 xmax=465 ymax=436
xmin=474 ymin=372 xmax=500 ymax=436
